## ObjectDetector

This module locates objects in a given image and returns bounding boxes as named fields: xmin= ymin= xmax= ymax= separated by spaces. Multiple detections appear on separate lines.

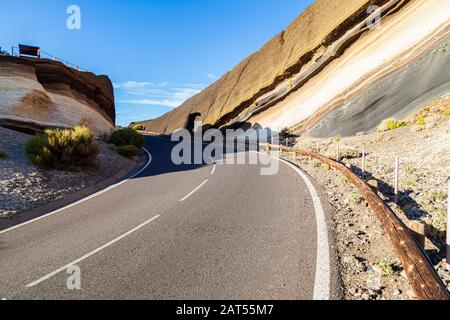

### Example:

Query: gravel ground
xmin=285 ymin=98 xmax=450 ymax=299
xmin=0 ymin=127 xmax=136 ymax=218
xmin=281 ymin=151 xmax=413 ymax=300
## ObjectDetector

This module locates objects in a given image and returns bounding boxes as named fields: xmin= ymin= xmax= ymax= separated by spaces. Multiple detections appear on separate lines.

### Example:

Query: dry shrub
xmin=109 ymin=128 xmax=144 ymax=147
xmin=25 ymin=126 xmax=99 ymax=170
xmin=114 ymin=145 xmax=140 ymax=158
xmin=376 ymin=118 xmax=406 ymax=133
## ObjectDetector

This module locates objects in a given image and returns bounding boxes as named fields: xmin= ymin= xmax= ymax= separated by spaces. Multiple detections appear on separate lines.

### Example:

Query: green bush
xmin=377 ymin=118 xmax=407 ymax=133
xmin=115 ymin=145 xmax=140 ymax=158
xmin=429 ymin=191 xmax=447 ymax=202
xmin=443 ymin=106 xmax=450 ymax=116
xmin=132 ymin=124 xmax=145 ymax=131
xmin=416 ymin=116 xmax=426 ymax=126
xmin=25 ymin=126 xmax=99 ymax=169
xmin=109 ymin=128 xmax=144 ymax=147
xmin=379 ymin=258 xmax=395 ymax=276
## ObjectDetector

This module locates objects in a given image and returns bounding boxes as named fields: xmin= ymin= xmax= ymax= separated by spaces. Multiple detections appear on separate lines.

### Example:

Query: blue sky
xmin=0 ymin=0 xmax=314 ymax=126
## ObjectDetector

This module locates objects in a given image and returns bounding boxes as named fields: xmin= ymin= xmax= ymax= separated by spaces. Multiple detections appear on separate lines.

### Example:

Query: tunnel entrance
xmin=185 ymin=112 xmax=202 ymax=133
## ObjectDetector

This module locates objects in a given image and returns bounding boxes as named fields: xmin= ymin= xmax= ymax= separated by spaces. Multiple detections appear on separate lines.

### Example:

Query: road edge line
xmin=256 ymin=151 xmax=331 ymax=300
xmin=0 ymin=147 xmax=153 ymax=235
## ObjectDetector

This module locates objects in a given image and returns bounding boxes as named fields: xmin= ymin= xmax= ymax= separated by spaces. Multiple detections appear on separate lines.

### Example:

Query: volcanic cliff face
xmin=133 ymin=0 xmax=450 ymax=138
xmin=0 ymin=56 xmax=115 ymax=135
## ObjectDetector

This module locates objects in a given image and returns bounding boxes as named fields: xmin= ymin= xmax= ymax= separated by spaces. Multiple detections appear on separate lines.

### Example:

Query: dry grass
xmin=376 ymin=118 xmax=407 ymax=133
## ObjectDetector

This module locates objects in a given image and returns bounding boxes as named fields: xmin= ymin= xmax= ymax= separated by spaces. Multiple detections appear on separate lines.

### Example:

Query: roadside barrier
xmin=447 ymin=181 xmax=450 ymax=265
xmin=11 ymin=46 xmax=88 ymax=72
xmin=263 ymin=143 xmax=450 ymax=300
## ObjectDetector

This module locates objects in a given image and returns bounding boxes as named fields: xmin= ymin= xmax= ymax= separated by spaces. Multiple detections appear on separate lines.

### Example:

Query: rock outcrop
xmin=133 ymin=0 xmax=450 ymax=138
xmin=0 ymin=56 xmax=115 ymax=135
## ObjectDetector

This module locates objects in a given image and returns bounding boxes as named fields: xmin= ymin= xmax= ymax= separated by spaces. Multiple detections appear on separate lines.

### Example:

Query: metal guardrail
xmin=11 ymin=46 xmax=88 ymax=72
xmin=263 ymin=143 xmax=450 ymax=300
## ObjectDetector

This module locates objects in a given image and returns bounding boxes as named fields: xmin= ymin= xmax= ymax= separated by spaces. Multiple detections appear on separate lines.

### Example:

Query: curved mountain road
xmin=0 ymin=136 xmax=340 ymax=300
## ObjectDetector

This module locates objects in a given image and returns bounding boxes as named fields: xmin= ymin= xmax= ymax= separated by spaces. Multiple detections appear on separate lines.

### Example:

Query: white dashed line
xmin=180 ymin=179 xmax=209 ymax=202
xmin=211 ymin=164 xmax=216 ymax=175
xmin=0 ymin=147 xmax=153 ymax=235
xmin=26 ymin=215 xmax=161 ymax=288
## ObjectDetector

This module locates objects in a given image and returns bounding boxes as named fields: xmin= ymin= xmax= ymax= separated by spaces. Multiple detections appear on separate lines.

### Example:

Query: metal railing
xmin=11 ymin=46 xmax=88 ymax=72
xmin=263 ymin=142 xmax=450 ymax=300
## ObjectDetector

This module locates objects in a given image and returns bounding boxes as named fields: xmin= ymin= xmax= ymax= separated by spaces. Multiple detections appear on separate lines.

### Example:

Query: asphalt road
xmin=0 ymin=136 xmax=340 ymax=300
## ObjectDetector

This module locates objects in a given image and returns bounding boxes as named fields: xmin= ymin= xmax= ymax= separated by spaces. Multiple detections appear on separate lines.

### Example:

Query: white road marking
xmin=180 ymin=179 xmax=208 ymax=202
xmin=26 ymin=215 xmax=161 ymax=288
xmin=255 ymin=151 xmax=331 ymax=300
xmin=0 ymin=147 xmax=153 ymax=235
xmin=211 ymin=164 xmax=216 ymax=175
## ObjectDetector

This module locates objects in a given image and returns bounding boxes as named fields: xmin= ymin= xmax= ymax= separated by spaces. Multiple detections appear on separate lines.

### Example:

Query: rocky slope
xmin=288 ymin=98 xmax=450 ymax=298
xmin=133 ymin=0 xmax=450 ymax=138
xmin=0 ymin=56 xmax=115 ymax=135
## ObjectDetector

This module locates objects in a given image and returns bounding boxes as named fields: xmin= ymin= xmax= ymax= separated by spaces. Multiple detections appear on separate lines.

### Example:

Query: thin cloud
xmin=113 ymin=81 xmax=152 ymax=90
xmin=116 ymin=99 xmax=180 ymax=108
xmin=114 ymin=81 xmax=203 ymax=108
xmin=206 ymin=73 xmax=217 ymax=79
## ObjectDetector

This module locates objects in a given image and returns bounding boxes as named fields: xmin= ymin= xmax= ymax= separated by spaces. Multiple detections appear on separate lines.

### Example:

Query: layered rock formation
xmin=133 ymin=0 xmax=450 ymax=138
xmin=0 ymin=56 xmax=115 ymax=135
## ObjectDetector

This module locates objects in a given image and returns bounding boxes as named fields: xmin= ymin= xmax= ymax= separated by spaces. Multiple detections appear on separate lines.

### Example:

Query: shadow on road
xmin=136 ymin=123 xmax=277 ymax=179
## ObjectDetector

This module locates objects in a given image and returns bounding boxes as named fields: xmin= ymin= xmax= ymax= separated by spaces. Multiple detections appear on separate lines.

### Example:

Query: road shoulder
xmin=0 ymin=147 xmax=148 ymax=232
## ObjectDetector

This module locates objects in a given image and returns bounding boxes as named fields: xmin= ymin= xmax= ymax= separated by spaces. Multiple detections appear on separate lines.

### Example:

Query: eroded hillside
xmin=0 ymin=56 xmax=115 ymax=135
xmin=132 ymin=0 xmax=450 ymax=138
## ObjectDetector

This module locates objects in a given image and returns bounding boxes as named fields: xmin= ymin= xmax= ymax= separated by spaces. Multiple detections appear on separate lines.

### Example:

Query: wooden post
xmin=367 ymin=179 xmax=378 ymax=192
xmin=256 ymin=141 xmax=450 ymax=299
xmin=408 ymin=221 xmax=426 ymax=249
xmin=447 ymin=180 xmax=450 ymax=265
xmin=394 ymin=156 xmax=400 ymax=204
xmin=285 ymin=139 xmax=288 ymax=158
xmin=336 ymin=143 xmax=340 ymax=162
xmin=316 ymin=141 xmax=320 ymax=153
xmin=269 ymin=137 xmax=273 ymax=156
xmin=362 ymin=147 xmax=366 ymax=180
